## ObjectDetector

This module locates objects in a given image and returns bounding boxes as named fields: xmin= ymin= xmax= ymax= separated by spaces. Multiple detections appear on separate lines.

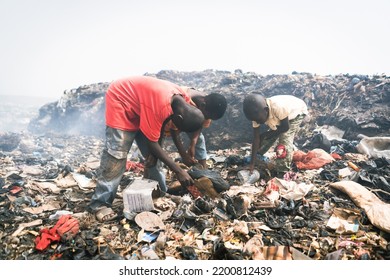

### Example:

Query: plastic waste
xmin=49 ymin=210 xmax=73 ymax=220
xmin=122 ymin=178 xmax=158 ymax=220
xmin=243 ymin=154 xmax=270 ymax=164
xmin=237 ymin=169 xmax=260 ymax=185
xmin=356 ymin=136 xmax=390 ymax=159
xmin=180 ymin=246 xmax=198 ymax=260
xmin=12 ymin=196 xmax=37 ymax=207
xmin=323 ymin=201 xmax=332 ymax=214
xmin=140 ymin=245 xmax=159 ymax=260
xmin=275 ymin=144 xmax=287 ymax=159
xmin=188 ymin=167 xmax=230 ymax=192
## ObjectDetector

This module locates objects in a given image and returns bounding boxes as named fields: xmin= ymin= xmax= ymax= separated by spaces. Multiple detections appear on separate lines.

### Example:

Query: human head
xmin=172 ymin=97 xmax=205 ymax=132
xmin=243 ymin=94 xmax=269 ymax=124
xmin=203 ymin=93 xmax=227 ymax=120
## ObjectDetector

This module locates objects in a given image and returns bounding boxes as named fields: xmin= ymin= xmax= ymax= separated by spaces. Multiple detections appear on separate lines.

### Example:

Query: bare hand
xmin=187 ymin=145 xmax=196 ymax=158
xmin=182 ymin=153 xmax=197 ymax=167
xmin=176 ymin=170 xmax=194 ymax=188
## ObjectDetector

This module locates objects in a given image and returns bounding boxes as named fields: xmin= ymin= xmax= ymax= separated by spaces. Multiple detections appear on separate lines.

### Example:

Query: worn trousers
xmin=88 ymin=126 xmax=166 ymax=212
xmin=258 ymin=115 xmax=305 ymax=172
xmin=185 ymin=131 xmax=208 ymax=160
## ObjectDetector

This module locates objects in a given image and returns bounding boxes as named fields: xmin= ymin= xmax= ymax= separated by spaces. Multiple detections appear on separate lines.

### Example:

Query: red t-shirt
xmin=105 ymin=76 xmax=191 ymax=142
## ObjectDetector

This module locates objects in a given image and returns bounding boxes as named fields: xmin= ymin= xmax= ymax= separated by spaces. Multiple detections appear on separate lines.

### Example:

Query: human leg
xmin=258 ymin=133 xmax=279 ymax=155
xmin=187 ymin=132 xmax=208 ymax=168
xmin=275 ymin=115 xmax=305 ymax=172
xmin=135 ymin=132 xmax=167 ymax=193
xmin=88 ymin=127 xmax=135 ymax=213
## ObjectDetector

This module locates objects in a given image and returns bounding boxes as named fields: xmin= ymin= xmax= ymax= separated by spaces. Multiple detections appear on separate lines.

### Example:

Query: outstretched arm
xmin=249 ymin=126 xmax=261 ymax=172
xmin=171 ymin=129 xmax=197 ymax=167
xmin=187 ymin=128 xmax=202 ymax=158
xmin=147 ymin=140 xmax=194 ymax=187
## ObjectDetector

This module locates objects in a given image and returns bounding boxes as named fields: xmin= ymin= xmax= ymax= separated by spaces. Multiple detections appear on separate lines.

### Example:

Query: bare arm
xmin=249 ymin=126 xmax=261 ymax=172
xmin=147 ymin=140 xmax=194 ymax=187
xmin=145 ymin=119 xmax=171 ymax=168
xmin=187 ymin=128 xmax=202 ymax=158
xmin=171 ymin=129 xmax=197 ymax=167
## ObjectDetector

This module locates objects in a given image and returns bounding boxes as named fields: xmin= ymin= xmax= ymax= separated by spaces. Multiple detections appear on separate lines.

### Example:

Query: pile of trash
xmin=28 ymin=70 xmax=390 ymax=149
xmin=1 ymin=69 xmax=389 ymax=260
xmin=1 ymin=129 xmax=389 ymax=260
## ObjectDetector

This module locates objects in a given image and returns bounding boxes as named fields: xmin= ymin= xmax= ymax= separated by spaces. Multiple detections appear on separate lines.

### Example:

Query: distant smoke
xmin=0 ymin=95 xmax=55 ymax=133
xmin=28 ymin=83 xmax=108 ymax=137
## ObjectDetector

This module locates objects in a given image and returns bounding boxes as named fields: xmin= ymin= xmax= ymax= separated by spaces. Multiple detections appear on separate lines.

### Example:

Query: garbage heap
xmin=28 ymin=70 xmax=390 ymax=149
xmin=0 ymin=69 xmax=389 ymax=260
xmin=0 ymin=132 xmax=389 ymax=260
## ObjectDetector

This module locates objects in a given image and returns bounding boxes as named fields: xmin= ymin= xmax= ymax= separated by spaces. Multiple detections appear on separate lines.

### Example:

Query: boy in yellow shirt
xmin=243 ymin=94 xmax=308 ymax=175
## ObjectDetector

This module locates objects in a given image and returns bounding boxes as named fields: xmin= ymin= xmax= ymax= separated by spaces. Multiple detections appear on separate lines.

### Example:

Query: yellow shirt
xmin=252 ymin=95 xmax=308 ymax=130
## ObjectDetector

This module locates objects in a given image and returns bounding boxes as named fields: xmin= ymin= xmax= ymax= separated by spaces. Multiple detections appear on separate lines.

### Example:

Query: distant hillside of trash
xmin=28 ymin=70 xmax=390 ymax=149
xmin=0 ymin=95 xmax=56 ymax=133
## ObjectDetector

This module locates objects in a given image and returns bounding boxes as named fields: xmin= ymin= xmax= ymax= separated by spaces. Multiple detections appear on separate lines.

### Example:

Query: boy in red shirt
xmin=87 ymin=76 xmax=205 ymax=222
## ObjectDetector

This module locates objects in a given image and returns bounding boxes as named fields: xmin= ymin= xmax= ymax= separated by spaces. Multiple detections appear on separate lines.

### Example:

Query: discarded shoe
xmin=95 ymin=207 xmax=118 ymax=222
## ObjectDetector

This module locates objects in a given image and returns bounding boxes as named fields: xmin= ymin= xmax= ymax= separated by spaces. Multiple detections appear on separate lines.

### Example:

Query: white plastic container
xmin=237 ymin=170 xmax=260 ymax=185
xmin=122 ymin=178 xmax=158 ymax=220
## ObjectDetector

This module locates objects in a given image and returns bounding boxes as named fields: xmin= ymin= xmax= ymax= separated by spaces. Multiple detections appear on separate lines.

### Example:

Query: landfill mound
xmin=28 ymin=83 xmax=108 ymax=137
xmin=28 ymin=70 xmax=390 ymax=149
xmin=1 ymin=70 xmax=389 ymax=260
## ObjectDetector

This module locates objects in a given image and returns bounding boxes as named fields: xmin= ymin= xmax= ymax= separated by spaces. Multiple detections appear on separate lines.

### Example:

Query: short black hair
xmin=204 ymin=93 xmax=227 ymax=120
xmin=243 ymin=94 xmax=265 ymax=120
xmin=173 ymin=104 xmax=205 ymax=133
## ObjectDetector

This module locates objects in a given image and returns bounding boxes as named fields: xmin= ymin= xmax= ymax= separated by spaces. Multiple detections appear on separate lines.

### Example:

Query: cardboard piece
xmin=122 ymin=178 xmax=158 ymax=220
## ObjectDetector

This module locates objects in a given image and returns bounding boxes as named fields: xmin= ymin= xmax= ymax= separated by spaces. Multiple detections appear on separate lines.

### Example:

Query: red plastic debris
xmin=126 ymin=160 xmax=144 ymax=173
xmin=35 ymin=215 xmax=79 ymax=251
xmin=331 ymin=153 xmax=342 ymax=160
xmin=9 ymin=186 xmax=23 ymax=195
xmin=187 ymin=185 xmax=203 ymax=198
xmin=275 ymin=144 xmax=287 ymax=159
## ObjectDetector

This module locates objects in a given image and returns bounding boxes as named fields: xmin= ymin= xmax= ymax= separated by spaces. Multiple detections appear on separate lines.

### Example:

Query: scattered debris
xmin=1 ymin=70 xmax=389 ymax=260
xmin=0 ymin=131 xmax=389 ymax=260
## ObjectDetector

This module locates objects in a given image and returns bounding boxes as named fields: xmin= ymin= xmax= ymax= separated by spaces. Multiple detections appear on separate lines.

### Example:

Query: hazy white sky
xmin=1 ymin=0 xmax=389 ymax=98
